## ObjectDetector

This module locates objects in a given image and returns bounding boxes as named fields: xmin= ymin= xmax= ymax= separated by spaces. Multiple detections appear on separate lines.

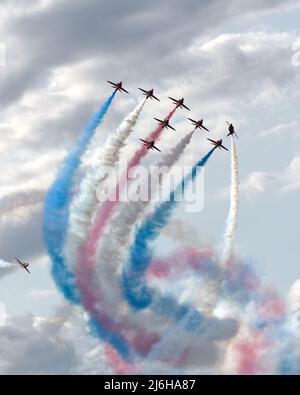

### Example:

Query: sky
xmin=0 ymin=0 xmax=300 ymax=374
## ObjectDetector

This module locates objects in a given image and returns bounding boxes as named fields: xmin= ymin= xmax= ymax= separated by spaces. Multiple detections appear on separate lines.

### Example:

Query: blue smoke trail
xmin=122 ymin=148 xmax=216 ymax=311
xmin=43 ymin=92 xmax=116 ymax=304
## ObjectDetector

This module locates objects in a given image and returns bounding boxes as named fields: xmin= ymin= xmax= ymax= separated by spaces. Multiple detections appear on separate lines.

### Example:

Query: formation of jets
xmin=107 ymin=80 xmax=237 ymax=154
xmin=8 ymin=83 xmax=238 ymax=277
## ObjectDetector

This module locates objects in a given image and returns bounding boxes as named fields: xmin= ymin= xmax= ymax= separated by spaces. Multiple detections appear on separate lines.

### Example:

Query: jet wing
xmin=201 ymin=125 xmax=210 ymax=132
xmin=107 ymin=81 xmax=116 ymax=86
xmin=181 ymin=104 xmax=190 ymax=111
xmin=207 ymin=138 xmax=217 ymax=144
xmin=154 ymin=118 xmax=162 ymax=123
xmin=220 ymin=144 xmax=229 ymax=151
xmin=169 ymin=97 xmax=177 ymax=103
xmin=15 ymin=258 xmax=22 ymax=265
xmin=153 ymin=145 xmax=161 ymax=152
xmin=188 ymin=118 xmax=197 ymax=124
xmin=24 ymin=267 xmax=30 ymax=274
xmin=139 ymin=88 xmax=147 ymax=93
xmin=166 ymin=124 xmax=176 ymax=131
xmin=152 ymin=95 xmax=160 ymax=102
xmin=120 ymin=87 xmax=129 ymax=94
xmin=139 ymin=139 xmax=148 ymax=144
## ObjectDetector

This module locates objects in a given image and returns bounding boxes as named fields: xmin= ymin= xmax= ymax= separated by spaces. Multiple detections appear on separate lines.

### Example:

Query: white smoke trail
xmin=0 ymin=259 xmax=13 ymax=269
xmin=94 ymin=131 xmax=195 ymax=312
xmin=0 ymin=189 xmax=45 ymax=217
xmin=65 ymin=99 xmax=146 ymax=270
xmin=221 ymin=138 xmax=239 ymax=265
xmin=203 ymin=138 xmax=240 ymax=314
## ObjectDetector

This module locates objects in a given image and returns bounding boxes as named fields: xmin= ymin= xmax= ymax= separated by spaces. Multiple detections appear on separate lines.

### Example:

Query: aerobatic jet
xmin=139 ymin=139 xmax=161 ymax=152
xmin=107 ymin=81 xmax=129 ymax=94
xmin=139 ymin=88 xmax=160 ymax=101
xmin=169 ymin=97 xmax=190 ymax=111
xmin=207 ymin=138 xmax=229 ymax=152
xmin=154 ymin=118 xmax=176 ymax=131
xmin=15 ymin=258 xmax=30 ymax=274
xmin=226 ymin=122 xmax=238 ymax=139
xmin=188 ymin=118 xmax=210 ymax=132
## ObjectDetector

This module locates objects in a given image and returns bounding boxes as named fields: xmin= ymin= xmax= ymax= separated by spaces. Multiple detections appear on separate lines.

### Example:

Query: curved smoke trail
xmin=65 ymin=99 xmax=146 ymax=272
xmin=222 ymin=138 xmax=239 ymax=265
xmin=92 ymin=131 xmax=195 ymax=319
xmin=79 ymin=106 xmax=178 ymax=267
xmin=73 ymin=107 xmax=179 ymax=358
xmin=122 ymin=148 xmax=216 ymax=310
xmin=43 ymin=91 xmax=116 ymax=304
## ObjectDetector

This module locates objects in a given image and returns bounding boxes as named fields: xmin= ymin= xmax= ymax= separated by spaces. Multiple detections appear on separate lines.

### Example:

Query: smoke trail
xmin=200 ymin=138 xmax=239 ymax=314
xmin=122 ymin=148 xmax=216 ymax=310
xmin=74 ymin=110 xmax=183 ymax=357
xmin=65 ymin=99 xmax=146 ymax=272
xmin=221 ymin=138 xmax=239 ymax=265
xmin=0 ymin=189 xmax=46 ymax=217
xmin=0 ymin=259 xmax=13 ymax=268
xmin=78 ymin=106 xmax=178 ymax=277
xmin=43 ymin=92 xmax=116 ymax=304
xmin=93 ymin=131 xmax=195 ymax=316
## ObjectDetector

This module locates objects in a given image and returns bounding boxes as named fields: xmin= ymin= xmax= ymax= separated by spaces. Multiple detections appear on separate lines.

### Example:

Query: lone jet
xmin=188 ymin=118 xmax=210 ymax=132
xmin=139 ymin=88 xmax=160 ymax=101
xmin=169 ymin=97 xmax=190 ymax=111
xmin=139 ymin=139 xmax=161 ymax=152
xmin=154 ymin=118 xmax=176 ymax=131
xmin=226 ymin=122 xmax=238 ymax=139
xmin=15 ymin=258 xmax=30 ymax=274
xmin=207 ymin=138 xmax=229 ymax=152
xmin=107 ymin=81 xmax=129 ymax=94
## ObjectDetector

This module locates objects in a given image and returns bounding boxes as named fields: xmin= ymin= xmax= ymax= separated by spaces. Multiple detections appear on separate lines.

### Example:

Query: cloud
xmin=239 ymin=154 xmax=300 ymax=196
xmin=0 ymin=304 xmax=109 ymax=374
xmin=259 ymin=121 xmax=299 ymax=138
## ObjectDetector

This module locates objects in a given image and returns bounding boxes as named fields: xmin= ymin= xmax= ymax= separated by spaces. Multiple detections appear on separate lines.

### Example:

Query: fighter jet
xmin=226 ymin=122 xmax=238 ymax=139
xmin=169 ymin=97 xmax=190 ymax=111
xmin=188 ymin=118 xmax=210 ymax=132
xmin=107 ymin=81 xmax=129 ymax=94
xmin=207 ymin=138 xmax=229 ymax=152
xmin=15 ymin=258 xmax=30 ymax=274
xmin=139 ymin=88 xmax=160 ymax=101
xmin=154 ymin=118 xmax=176 ymax=131
xmin=139 ymin=139 xmax=161 ymax=152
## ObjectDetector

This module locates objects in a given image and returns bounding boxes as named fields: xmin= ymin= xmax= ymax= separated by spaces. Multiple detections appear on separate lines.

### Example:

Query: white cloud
xmin=240 ymin=154 xmax=300 ymax=196
xmin=259 ymin=121 xmax=299 ymax=138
